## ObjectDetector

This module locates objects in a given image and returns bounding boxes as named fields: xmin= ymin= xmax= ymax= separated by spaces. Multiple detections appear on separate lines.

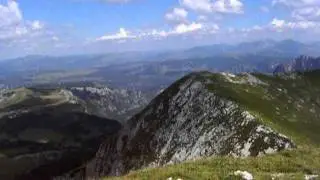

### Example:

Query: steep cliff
xmin=88 ymin=72 xmax=298 ymax=178
xmin=69 ymin=85 xmax=150 ymax=122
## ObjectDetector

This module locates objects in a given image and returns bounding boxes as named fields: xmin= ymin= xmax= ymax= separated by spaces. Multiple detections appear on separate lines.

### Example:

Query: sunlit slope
xmin=204 ymin=70 xmax=320 ymax=145
xmin=106 ymin=148 xmax=320 ymax=179
xmin=0 ymin=87 xmax=81 ymax=114
xmin=104 ymin=70 xmax=320 ymax=180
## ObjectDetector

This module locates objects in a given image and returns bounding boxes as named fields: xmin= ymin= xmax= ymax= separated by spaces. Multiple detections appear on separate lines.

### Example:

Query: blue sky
xmin=1 ymin=0 xmax=320 ymax=59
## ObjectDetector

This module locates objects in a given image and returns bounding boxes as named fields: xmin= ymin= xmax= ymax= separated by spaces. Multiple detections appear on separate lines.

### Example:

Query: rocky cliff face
xmin=274 ymin=55 xmax=320 ymax=74
xmin=69 ymin=85 xmax=150 ymax=122
xmin=87 ymin=72 xmax=295 ymax=178
xmin=0 ymin=85 xmax=151 ymax=123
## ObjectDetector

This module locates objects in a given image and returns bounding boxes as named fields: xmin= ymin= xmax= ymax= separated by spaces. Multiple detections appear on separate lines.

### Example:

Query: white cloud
xmin=0 ymin=0 xmax=46 ymax=41
xmin=180 ymin=0 xmax=244 ymax=14
xmin=270 ymin=18 xmax=317 ymax=31
xmin=226 ymin=19 xmax=319 ymax=35
xmin=97 ymin=28 xmax=136 ymax=41
xmin=271 ymin=18 xmax=286 ymax=28
xmin=272 ymin=0 xmax=320 ymax=7
xmin=52 ymin=36 xmax=60 ymax=41
xmin=0 ymin=0 xmax=73 ymax=59
xmin=96 ymin=22 xmax=208 ymax=42
xmin=292 ymin=7 xmax=320 ymax=21
xmin=148 ymin=29 xmax=169 ymax=37
xmin=4 ymin=0 xmax=320 ymax=58
xmin=31 ymin=21 xmax=44 ymax=30
xmin=243 ymin=25 xmax=263 ymax=32
xmin=200 ymin=23 xmax=220 ymax=34
xmin=287 ymin=21 xmax=317 ymax=29
xmin=198 ymin=15 xmax=208 ymax=21
xmin=15 ymin=26 xmax=28 ymax=36
xmin=252 ymin=25 xmax=263 ymax=30
xmin=180 ymin=0 xmax=212 ymax=12
xmin=0 ymin=0 xmax=22 ymax=27
xmin=220 ymin=20 xmax=320 ymax=44
xmin=273 ymin=0 xmax=320 ymax=21
xmin=151 ymin=22 xmax=205 ymax=37
xmin=174 ymin=22 xmax=203 ymax=34
xmin=165 ymin=8 xmax=188 ymax=23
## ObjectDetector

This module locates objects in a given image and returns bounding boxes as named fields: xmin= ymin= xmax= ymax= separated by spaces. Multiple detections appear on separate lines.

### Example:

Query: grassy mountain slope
xmin=0 ymin=88 xmax=122 ymax=180
xmin=105 ymin=70 xmax=320 ymax=180
xmin=204 ymin=71 xmax=320 ymax=145
xmin=0 ymin=87 xmax=82 ymax=115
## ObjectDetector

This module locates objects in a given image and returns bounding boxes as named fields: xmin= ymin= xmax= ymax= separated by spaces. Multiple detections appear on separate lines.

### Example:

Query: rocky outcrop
xmin=0 ymin=85 xmax=151 ymax=123
xmin=70 ymin=85 xmax=150 ymax=122
xmin=274 ymin=55 xmax=320 ymax=74
xmin=87 ymin=72 xmax=295 ymax=178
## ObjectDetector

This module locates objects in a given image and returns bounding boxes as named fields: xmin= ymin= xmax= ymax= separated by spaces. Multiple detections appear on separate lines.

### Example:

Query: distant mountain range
xmin=0 ymin=40 xmax=317 ymax=73
xmin=1 ymin=39 xmax=320 ymax=91
xmin=274 ymin=55 xmax=320 ymax=74
xmin=153 ymin=39 xmax=320 ymax=60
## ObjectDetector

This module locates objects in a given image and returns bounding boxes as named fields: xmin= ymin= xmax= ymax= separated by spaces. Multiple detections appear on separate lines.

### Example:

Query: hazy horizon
xmin=0 ymin=38 xmax=318 ymax=61
xmin=1 ymin=0 xmax=320 ymax=59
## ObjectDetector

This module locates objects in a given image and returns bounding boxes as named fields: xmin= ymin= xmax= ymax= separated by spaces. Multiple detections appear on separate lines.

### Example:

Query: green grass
xmin=0 ymin=88 xmax=73 ymax=113
xmin=105 ymin=148 xmax=320 ymax=180
xmin=0 ymin=88 xmax=33 ymax=109
xmin=105 ymin=71 xmax=320 ymax=180
xmin=205 ymin=71 xmax=320 ymax=146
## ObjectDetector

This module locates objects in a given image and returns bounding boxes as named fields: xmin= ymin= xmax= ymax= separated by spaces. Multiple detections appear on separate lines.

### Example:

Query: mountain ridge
xmin=82 ymin=71 xmax=309 ymax=178
xmin=2 ymin=68 xmax=320 ymax=179
xmin=274 ymin=55 xmax=320 ymax=74
xmin=98 ymin=70 xmax=320 ymax=179
xmin=0 ymin=85 xmax=149 ymax=179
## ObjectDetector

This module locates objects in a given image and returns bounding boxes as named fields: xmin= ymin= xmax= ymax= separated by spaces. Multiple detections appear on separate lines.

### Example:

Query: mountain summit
xmin=2 ymin=70 xmax=320 ymax=179
xmin=83 ymin=71 xmax=314 ymax=178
